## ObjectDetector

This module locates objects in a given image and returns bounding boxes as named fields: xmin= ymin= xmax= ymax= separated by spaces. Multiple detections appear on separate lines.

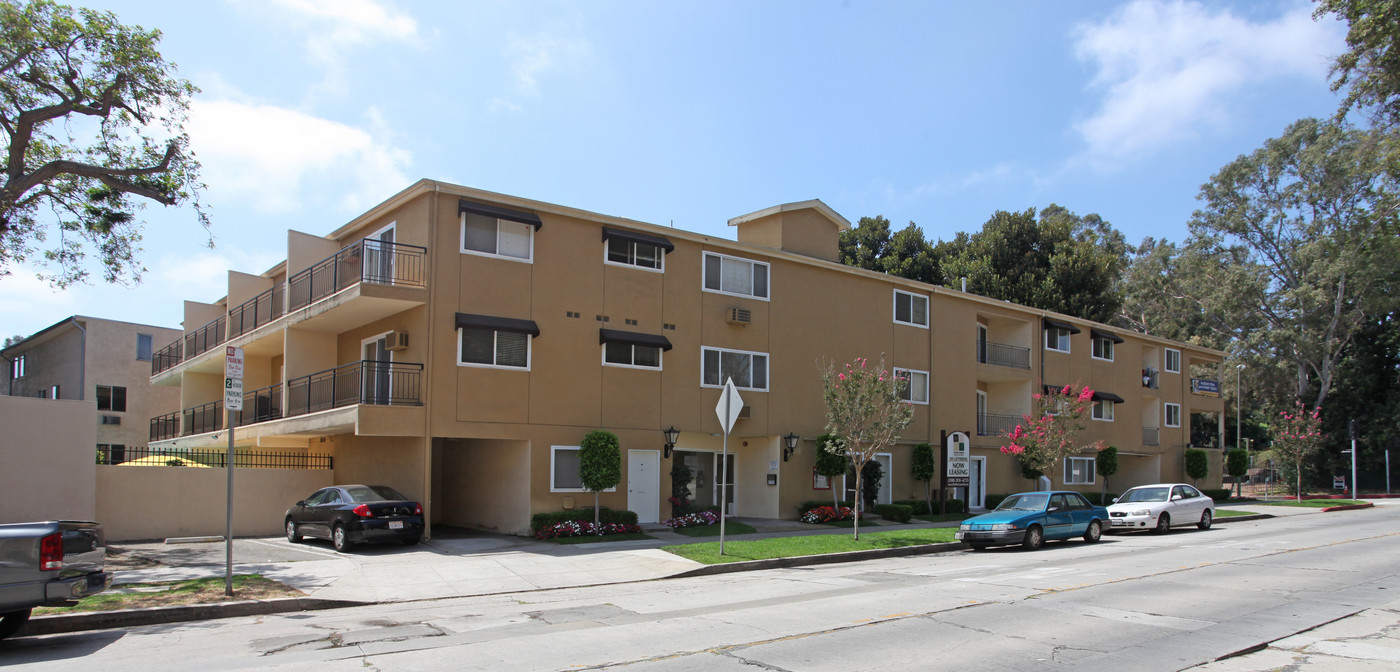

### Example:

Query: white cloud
xmin=246 ymin=0 xmax=420 ymax=98
xmin=151 ymin=249 xmax=286 ymax=299
xmin=1072 ymin=0 xmax=1344 ymax=165
xmin=188 ymin=98 xmax=412 ymax=215
xmin=492 ymin=32 xmax=592 ymax=111
xmin=911 ymin=162 xmax=1021 ymax=198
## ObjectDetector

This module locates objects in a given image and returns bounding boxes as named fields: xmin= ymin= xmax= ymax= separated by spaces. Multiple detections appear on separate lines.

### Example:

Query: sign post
xmin=224 ymin=346 xmax=244 ymax=597
xmin=714 ymin=378 xmax=743 ymax=555
xmin=941 ymin=431 xmax=971 ymax=516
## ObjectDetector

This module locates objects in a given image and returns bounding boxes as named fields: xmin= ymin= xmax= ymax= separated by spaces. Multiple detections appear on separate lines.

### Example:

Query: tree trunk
xmin=924 ymin=480 xmax=932 ymax=517
xmin=594 ymin=491 xmax=600 ymax=530
xmin=853 ymin=471 xmax=862 ymax=540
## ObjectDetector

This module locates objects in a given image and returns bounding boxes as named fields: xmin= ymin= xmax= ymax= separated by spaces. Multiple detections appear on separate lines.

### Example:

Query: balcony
xmin=288 ymin=239 xmax=426 ymax=313
xmin=151 ymin=339 xmax=183 ymax=376
xmin=977 ymin=413 xmax=1022 ymax=437
xmin=977 ymin=339 xmax=1031 ymax=370
xmin=149 ymin=361 xmax=422 ymax=441
xmin=229 ymin=284 xmax=287 ymax=339
xmin=1142 ymin=368 xmax=1159 ymax=389
xmin=185 ymin=315 xmax=227 ymax=360
xmin=1143 ymin=426 xmax=1160 ymax=447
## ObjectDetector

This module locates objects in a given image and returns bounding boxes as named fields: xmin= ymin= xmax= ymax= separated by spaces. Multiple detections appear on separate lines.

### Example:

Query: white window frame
xmin=892 ymin=289 xmax=930 ymax=328
xmin=601 ymin=342 xmax=663 ymax=370
xmin=1064 ymin=457 xmax=1096 ymax=485
xmin=702 ymin=251 xmax=770 ymax=300
xmin=1165 ymin=348 xmax=1181 ymax=374
xmin=1092 ymin=399 xmax=1115 ymax=422
xmin=1091 ymin=336 xmax=1114 ymax=361
xmin=701 ymin=346 xmax=769 ymax=391
xmin=1165 ymin=402 xmax=1182 ymax=428
xmin=548 ymin=445 xmax=617 ymax=493
xmin=11 ymin=354 xmax=25 ymax=379
xmin=456 ymin=327 xmax=532 ymax=370
xmin=460 ymin=212 xmax=535 ymax=263
xmin=893 ymin=367 xmax=929 ymax=405
xmin=604 ymin=238 xmax=664 ymax=273
xmin=1045 ymin=327 xmax=1071 ymax=353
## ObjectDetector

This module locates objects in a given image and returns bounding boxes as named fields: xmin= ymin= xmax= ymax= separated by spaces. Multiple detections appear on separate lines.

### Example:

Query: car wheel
xmin=1154 ymin=513 xmax=1171 ymax=534
xmin=0 ymin=608 xmax=32 ymax=641
xmin=332 ymin=524 xmax=352 ymax=552
xmin=285 ymin=519 xmax=301 ymax=543
xmin=1198 ymin=510 xmax=1213 ymax=530
xmin=1084 ymin=520 xmax=1103 ymax=543
xmin=1022 ymin=525 xmax=1045 ymax=551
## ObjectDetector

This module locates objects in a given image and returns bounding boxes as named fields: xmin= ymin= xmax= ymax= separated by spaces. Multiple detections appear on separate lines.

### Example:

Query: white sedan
xmin=1106 ymin=483 xmax=1215 ymax=533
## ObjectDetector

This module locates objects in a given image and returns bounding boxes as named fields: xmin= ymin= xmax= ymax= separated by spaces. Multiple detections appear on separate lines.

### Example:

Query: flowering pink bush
xmin=534 ymin=520 xmax=642 ymax=540
xmin=800 ymin=505 xmax=859 ymax=524
xmin=1002 ymin=382 xmax=1105 ymax=478
xmin=663 ymin=510 xmax=720 ymax=528
xmin=1273 ymin=401 xmax=1326 ymax=499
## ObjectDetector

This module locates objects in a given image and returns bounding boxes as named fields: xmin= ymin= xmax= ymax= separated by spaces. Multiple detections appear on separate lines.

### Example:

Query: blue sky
xmin=0 ymin=0 xmax=1348 ymax=339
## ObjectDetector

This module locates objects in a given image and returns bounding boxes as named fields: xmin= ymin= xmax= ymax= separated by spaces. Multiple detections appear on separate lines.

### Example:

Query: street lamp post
xmin=1236 ymin=364 xmax=1245 ymax=453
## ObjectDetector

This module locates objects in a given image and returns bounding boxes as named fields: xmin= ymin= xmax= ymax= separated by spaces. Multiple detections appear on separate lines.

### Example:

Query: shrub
xmin=534 ymin=520 xmax=642 ymax=540
xmin=664 ymin=510 xmax=720 ymax=528
xmin=800 ymin=505 xmax=858 ymax=524
xmin=873 ymin=503 xmax=913 ymax=523
xmin=894 ymin=499 xmax=931 ymax=515
xmin=939 ymin=499 xmax=966 ymax=514
xmin=1201 ymin=488 xmax=1233 ymax=502
xmin=1081 ymin=492 xmax=1119 ymax=506
xmin=530 ymin=507 xmax=638 ymax=534
xmin=985 ymin=494 xmax=1009 ymax=510
xmin=1185 ymin=448 xmax=1209 ymax=484
xmin=797 ymin=499 xmax=854 ymax=517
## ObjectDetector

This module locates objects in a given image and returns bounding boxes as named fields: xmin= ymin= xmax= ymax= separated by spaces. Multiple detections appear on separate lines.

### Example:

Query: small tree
xmin=1003 ymin=383 xmax=1105 ymax=485
xmin=911 ymin=442 xmax=936 ymax=514
xmin=578 ymin=430 xmax=621 ymax=529
xmin=1226 ymin=449 xmax=1249 ymax=499
xmin=814 ymin=433 xmax=847 ymax=509
xmin=669 ymin=461 xmax=693 ymax=516
xmin=1019 ymin=458 xmax=1044 ymax=487
xmin=861 ymin=459 xmax=884 ymax=508
xmin=1271 ymin=401 xmax=1326 ymax=500
xmin=1097 ymin=446 xmax=1119 ymax=501
xmin=1184 ymin=448 xmax=1209 ymax=486
xmin=819 ymin=355 xmax=914 ymax=539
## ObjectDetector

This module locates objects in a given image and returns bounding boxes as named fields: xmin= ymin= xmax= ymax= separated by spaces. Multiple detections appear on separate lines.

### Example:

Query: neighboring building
xmin=144 ymin=180 xmax=1225 ymax=537
xmin=3 ymin=316 xmax=183 ymax=465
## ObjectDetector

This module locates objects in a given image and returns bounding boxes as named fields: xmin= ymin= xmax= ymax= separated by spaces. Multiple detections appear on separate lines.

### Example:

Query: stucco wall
xmin=95 ymin=466 xmax=331 ymax=540
xmin=0 ymin=396 xmax=97 ymax=523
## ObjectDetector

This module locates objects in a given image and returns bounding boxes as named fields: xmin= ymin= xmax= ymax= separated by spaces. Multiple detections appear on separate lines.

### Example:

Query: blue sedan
xmin=955 ymin=490 xmax=1108 ymax=551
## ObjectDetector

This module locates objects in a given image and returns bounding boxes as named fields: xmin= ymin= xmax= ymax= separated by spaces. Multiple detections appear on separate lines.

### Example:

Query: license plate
xmin=389 ymin=521 xmax=403 ymax=530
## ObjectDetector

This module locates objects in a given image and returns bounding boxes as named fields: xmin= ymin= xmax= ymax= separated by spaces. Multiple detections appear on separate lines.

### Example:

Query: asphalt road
xmin=4 ymin=505 xmax=1399 ymax=671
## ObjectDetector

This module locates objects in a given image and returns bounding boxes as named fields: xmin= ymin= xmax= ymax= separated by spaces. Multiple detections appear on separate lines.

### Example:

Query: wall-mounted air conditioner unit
xmin=727 ymin=308 xmax=751 ymax=325
xmin=386 ymin=331 xmax=409 ymax=351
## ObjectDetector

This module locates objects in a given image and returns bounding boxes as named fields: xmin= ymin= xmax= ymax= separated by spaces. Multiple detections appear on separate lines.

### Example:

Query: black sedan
xmin=285 ymin=484 xmax=423 ymax=551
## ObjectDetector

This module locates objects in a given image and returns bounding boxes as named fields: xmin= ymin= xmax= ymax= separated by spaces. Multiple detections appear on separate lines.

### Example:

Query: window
xmin=893 ymin=290 xmax=929 ymax=327
xmin=702 ymin=347 xmax=768 ymax=391
xmin=1165 ymin=402 xmax=1182 ymax=428
xmin=606 ymin=238 xmax=663 ymax=271
xmin=49 ymin=385 xmax=60 ymax=399
xmin=703 ymin=252 xmax=769 ymax=300
xmin=1045 ymin=327 xmax=1072 ymax=352
xmin=137 ymin=333 xmax=154 ymax=361
xmin=96 ymin=385 xmax=126 ymax=412
xmin=1165 ymin=348 xmax=1181 ymax=373
xmin=548 ymin=445 xmax=617 ymax=492
xmin=1092 ymin=399 xmax=1115 ymax=421
xmin=10 ymin=354 xmax=24 ymax=379
xmin=604 ymin=342 xmax=662 ymax=369
xmin=1064 ymin=457 xmax=1096 ymax=485
xmin=461 ymin=212 xmax=533 ymax=261
xmin=893 ymin=368 xmax=929 ymax=404
xmin=458 ymin=328 xmax=531 ymax=369
xmin=1092 ymin=336 xmax=1114 ymax=360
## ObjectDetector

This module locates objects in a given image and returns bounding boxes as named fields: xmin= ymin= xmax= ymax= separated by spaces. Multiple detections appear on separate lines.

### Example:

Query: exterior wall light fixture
xmin=663 ymin=426 xmax=680 ymax=459
xmin=783 ymin=432 xmax=800 ymax=462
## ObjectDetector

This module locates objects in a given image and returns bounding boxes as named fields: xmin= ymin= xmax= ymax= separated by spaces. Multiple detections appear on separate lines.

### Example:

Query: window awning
xmin=599 ymin=328 xmax=672 ymax=351
xmin=1092 ymin=391 xmax=1125 ymax=403
xmin=456 ymin=313 xmax=540 ymax=337
xmin=1091 ymin=329 xmax=1124 ymax=344
xmin=601 ymin=227 xmax=675 ymax=253
xmin=1043 ymin=317 xmax=1081 ymax=334
xmin=459 ymin=199 xmax=543 ymax=230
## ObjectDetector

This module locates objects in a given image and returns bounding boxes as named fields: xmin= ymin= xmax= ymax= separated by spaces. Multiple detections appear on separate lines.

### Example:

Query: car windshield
xmin=1122 ymin=487 xmax=1170 ymax=503
xmin=995 ymin=494 xmax=1048 ymax=511
xmin=343 ymin=485 xmax=408 ymax=503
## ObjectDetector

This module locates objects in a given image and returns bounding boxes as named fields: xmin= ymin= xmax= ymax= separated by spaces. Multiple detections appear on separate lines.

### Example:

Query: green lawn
xmin=672 ymin=521 xmax=757 ymax=537
xmin=1255 ymin=499 xmax=1367 ymax=508
xmin=33 ymin=575 xmax=297 ymax=614
xmin=662 ymin=528 xmax=959 ymax=564
xmin=1214 ymin=509 xmax=1254 ymax=518
xmin=546 ymin=532 xmax=654 ymax=544
xmin=912 ymin=513 xmax=971 ymax=524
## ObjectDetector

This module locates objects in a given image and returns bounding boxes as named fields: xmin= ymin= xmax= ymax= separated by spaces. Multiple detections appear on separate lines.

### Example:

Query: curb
xmin=1321 ymin=503 xmax=1375 ymax=512
xmin=20 ymin=597 xmax=369 ymax=637
xmin=1214 ymin=513 xmax=1274 ymax=523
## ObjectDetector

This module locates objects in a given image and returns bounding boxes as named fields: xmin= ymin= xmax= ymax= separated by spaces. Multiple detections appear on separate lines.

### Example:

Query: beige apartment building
xmin=145 ymin=180 xmax=1225 ymax=537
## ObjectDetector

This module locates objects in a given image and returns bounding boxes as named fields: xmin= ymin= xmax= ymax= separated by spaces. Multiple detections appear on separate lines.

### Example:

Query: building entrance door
xmin=628 ymin=450 xmax=660 ymax=524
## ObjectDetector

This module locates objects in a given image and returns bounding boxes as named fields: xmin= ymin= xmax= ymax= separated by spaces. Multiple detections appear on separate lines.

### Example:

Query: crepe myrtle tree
xmin=578 ymin=430 xmax=621 ymax=529
xmin=1272 ymin=401 xmax=1327 ymax=500
xmin=1003 ymin=382 xmax=1106 ymax=485
xmin=819 ymin=354 xmax=914 ymax=540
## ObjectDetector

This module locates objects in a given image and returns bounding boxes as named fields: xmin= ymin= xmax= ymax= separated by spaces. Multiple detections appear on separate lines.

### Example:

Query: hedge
xmin=530 ymin=507 xmax=638 ymax=534
xmin=798 ymin=499 xmax=855 ymax=516
xmin=985 ymin=494 xmax=1009 ymax=510
xmin=873 ymin=504 xmax=913 ymax=523
xmin=1081 ymin=492 xmax=1120 ymax=506
xmin=1201 ymin=488 xmax=1233 ymax=502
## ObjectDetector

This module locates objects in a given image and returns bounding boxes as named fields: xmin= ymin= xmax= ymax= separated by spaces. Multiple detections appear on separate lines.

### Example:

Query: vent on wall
xmin=727 ymin=308 xmax=751 ymax=325
xmin=101 ymin=415 xmax=121 ymax=425
xmin=739 ymin=405 xmax=751 ymax=419
xmin=385 ymin=330 xmax=409 ymax=351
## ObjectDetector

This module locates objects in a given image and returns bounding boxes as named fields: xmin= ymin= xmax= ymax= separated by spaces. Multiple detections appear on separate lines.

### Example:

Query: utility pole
xmin=1347 ymin=419 xmax=1359 ymax=501
xmin=1235 ymin=364 xmax=1245 ymax=452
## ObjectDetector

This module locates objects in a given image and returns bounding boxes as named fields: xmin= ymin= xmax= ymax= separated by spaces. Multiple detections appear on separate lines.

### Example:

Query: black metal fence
xmin=184 ymin=315 xmax=227 ymax=359
xmin=978 ymin=413 xmax=1023 ymax=437
xmin=286 ymin=360 xmax=424 ymax=416
xmin=229 ymin=284 xmax=287 ymax=338
xmin=151 ymin=339 xmax=183 ymax=375
xmin=287 ymin=239 xmax=427 ymax=312
xmin=96 ymin=445 xmax=332 ymax=470
xmin=977 ymin=339 xmax=1031 ymax=369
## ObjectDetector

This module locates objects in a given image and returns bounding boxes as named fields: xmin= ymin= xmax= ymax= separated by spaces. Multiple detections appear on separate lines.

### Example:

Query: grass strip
xmin=1213 ymin=509 xmax=1255 ymax=518
xmin=1255 ymin=499 xmax=1366 ymax=508
xmin=662 ymin=528 xmax=959 ymax=564
xmin=912 ymin=513 xmax=971 ymax=524
xmin=672 ymin=521 xmax=757 ymax=537
xmin=33 ymin=575 xmax=298 ymax=614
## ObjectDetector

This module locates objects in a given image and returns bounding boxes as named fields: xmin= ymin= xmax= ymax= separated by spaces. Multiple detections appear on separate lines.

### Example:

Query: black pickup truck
xmin=0 ymin=521 xmax=112 ymax=640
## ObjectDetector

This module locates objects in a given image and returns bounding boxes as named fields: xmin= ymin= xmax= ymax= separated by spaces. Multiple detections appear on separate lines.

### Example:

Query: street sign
xmin=715 ymin=378 xmax=744 ymax=434
xmin=224 ymin=346 xmax=245 ymax=411
xmin=946 ymin=431 xmax=970 ymax=486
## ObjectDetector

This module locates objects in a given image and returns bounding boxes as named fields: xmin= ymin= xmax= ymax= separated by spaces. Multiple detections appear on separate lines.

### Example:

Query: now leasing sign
xmin=945 ymin=431 xmax=970 ymax=486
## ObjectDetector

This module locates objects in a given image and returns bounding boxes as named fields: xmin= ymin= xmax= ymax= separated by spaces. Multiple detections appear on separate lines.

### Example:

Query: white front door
xmin=969 ymin=456 xmax=987 ymax=510
xmin=875 ymin=453 xmax=893 ymax=505
xmin=362 ymin=334 xmax=392 ymax=405
xmin=628 ymin=450 xmax=660 ymax=524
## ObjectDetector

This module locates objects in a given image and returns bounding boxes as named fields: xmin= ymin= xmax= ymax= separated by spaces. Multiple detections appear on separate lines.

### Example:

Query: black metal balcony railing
xmin=1142 ymin=368 xmax=1160 ymax=389
xmin=287 ymin=239 xmax=427 ymax=313
xmin=235 ymin=383 xmax=283 ymax=426
xmin=978 ymin=413 xmax=1023 ymax=437
xmin=977 ymin=339 xmax=1031 ymax=369
xmin=152 ymin=339 xmax=184 ymax=376
xmin=150 ymin=412 xmax=181 ymax=442
xmin=229 ymin=284 xmax=287 ymax=339
xmin=97 ymin=445 xmax=333 ymax=470
xmin=184 ymin=315 xmax=227 ymax=360
xmin=184 ymin=399 xmax=224 ymax=436
xmin=1143 ymin=426 xmax=1160 ymax=446
xmin=286 ymin=360 xmax=424 ymax=416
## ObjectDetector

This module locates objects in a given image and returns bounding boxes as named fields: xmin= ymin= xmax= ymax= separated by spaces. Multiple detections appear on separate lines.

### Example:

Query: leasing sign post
xmin=941 ymin=430 xmax=971 ymax=516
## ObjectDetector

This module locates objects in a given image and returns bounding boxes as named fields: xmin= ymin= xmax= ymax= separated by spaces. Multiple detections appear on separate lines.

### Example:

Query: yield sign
xmin=715 ymin=378 xmax=744 ymax=435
